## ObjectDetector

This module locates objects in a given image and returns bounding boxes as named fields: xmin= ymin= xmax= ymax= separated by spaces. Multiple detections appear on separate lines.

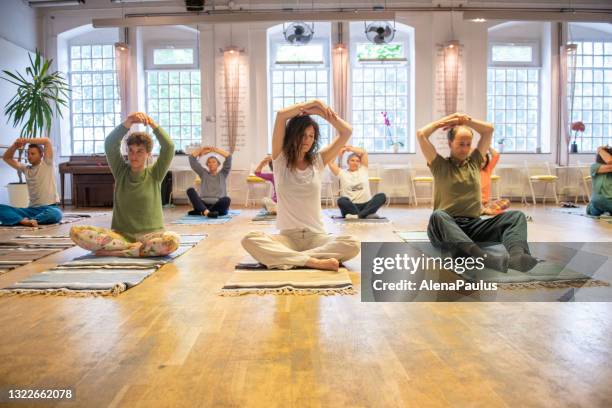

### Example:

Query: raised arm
xmin=255 ymin=156 xmax=271 ymax=174
xmin=146 ymin=115 xmax=175 ymax=181
xmin=597 ymin=146 xmax=612 ymax=165
xmin=2 ymin=139 xmax=26 ymax=171
xmin=314 ymin=103 xmax=353 ymax=166
xmin=272 ymin=102 xmax=312 ymax=160
xmin=345 ymin=145 xmax=368 ymax=167
xmin=417 ymin=117 xmax=446 ymax=165
xmin=220 ymin=153 xmax=232 ymax=176
xmin=211 ymin=146 xmax=230 ymax=158
xmin=466 ymin=117 xmax=494 ymax=157
xmin=19 ymin=137 xmax=53 ymax=161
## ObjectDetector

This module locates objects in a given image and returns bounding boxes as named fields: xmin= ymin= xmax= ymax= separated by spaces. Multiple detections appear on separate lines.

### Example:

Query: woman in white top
xmin=241 ymin=100 xmax=360 ymax=271
xmin=328 ymin=145 xmax=387 ymax=219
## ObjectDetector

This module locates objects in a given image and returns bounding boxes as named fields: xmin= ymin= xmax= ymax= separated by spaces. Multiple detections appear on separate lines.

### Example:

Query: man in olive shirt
xmin=417 ymin=113 xmax=537 ymax=272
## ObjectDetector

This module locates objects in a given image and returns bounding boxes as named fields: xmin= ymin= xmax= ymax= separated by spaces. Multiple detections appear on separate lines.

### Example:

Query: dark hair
xmin=347 ymin=153 xmax=361 ymax=165
xmin=482 ymin=153 xmax=491 ymax=169
xmin=447 ymin=125 xmax=474 ymax=142
xmin=282 ymin=115 xmax=320 ymax=169
xmin=596 ymin=147 xmax=612 ymax=164
xmin=126 ymin=132 xmax=153 ymax=153
xmin=27 ymin=144 xmax=43 ymax=155
xmin=268 ymin=160 xmax=273 ymax=171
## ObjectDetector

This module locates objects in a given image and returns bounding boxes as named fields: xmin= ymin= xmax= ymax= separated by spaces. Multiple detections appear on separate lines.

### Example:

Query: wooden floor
xmin=0 ymin=204 xmax=611 ymax=407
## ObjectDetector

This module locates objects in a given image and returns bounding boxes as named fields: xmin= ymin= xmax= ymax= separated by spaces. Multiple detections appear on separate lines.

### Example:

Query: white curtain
xmin=332 ymin=45 xmax=349 ymax=121
xmin=223 ymin=49 xmax=240 ymax=154
xmin=560 ymin=44 xmax=578 ymax=165
xmin=443 ymin=42 xmax=460 ymax=115
xmin=114 ymin=43 xmax=130 ymax=119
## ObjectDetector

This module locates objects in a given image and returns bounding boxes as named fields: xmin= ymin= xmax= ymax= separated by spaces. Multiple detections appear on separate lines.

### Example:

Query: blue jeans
xmin=0 ymin=204 xmax=63 ymax=226
xmin=586 ymin=195 xmax=612 ymax=216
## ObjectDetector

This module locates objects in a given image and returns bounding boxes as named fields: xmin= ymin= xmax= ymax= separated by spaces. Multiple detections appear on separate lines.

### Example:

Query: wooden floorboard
xmin=0 ymin=204 xmax=610 ymax=407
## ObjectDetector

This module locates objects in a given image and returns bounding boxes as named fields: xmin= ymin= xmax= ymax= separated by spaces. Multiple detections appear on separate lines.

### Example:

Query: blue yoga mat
xmin=172 ymin=210 xmax=241 ymax=225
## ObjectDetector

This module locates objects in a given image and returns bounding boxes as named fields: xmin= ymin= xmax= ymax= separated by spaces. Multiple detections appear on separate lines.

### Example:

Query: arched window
xmin=64 ymin=26 xmax=120 ymax=154
xmin=268 ymin=22 xmax=332 ymax=148
xmin=350 ymin=21 xmax=413 ymax=153
xmin=487 ymin=22 xmax=549 ymax=153
xmin=567 ymin=23 xmax=612 ymax=152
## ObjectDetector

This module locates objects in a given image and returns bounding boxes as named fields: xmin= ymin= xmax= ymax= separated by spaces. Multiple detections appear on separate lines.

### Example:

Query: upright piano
xmin=59 ymin=155 xmax=114 ymax=207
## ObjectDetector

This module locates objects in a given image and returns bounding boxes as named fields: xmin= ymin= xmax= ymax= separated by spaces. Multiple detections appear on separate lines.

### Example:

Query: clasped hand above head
xmin=123 ymin=112 xmax=158 ymax=129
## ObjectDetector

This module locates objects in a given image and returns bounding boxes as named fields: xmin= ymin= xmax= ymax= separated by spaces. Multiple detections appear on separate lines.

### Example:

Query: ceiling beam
xmin=462 ymin=10 xmax=612 ymax=22
xmin=93 ymin=10 xmax=397 ymax=28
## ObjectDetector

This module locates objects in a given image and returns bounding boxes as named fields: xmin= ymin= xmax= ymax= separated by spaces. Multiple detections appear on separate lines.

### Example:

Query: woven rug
xmin=251 ymin=210 xmax=276 ymax=223
xmin=548 ymin=207 xmax=612 ymax=223
xmin=220 ymin=258 xmax=355 ymax=296
xmin=0 ymin=233 xmax=207 ymax=296
xmin=324 ymin=210 xmax=390 ymax=224
xmin=397 ymin=233 xmax=609 ymax=289
xmin=172 ymin=210 xmax=241 ymax=225
xmin=0 ymin=212 xmax=108 ymax=231
xmin=0 ymin=235 xmax=75 ymax=274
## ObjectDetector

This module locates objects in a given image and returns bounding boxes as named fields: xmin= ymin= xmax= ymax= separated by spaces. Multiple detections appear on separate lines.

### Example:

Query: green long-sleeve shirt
xmin=105 ymin=124 xmax=175 ymax=241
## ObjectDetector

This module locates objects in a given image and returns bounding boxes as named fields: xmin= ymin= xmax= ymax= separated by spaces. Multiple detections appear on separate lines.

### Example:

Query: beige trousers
xmin=241 ymin=228 xmax=360 ymax=270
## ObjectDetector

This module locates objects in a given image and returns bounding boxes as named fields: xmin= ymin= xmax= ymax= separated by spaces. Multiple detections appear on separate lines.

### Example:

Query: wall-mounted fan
xmin=283 ymin=22 xmax=315 ymax=45
xmin=364 ymin=21 xmax=396 ymax=45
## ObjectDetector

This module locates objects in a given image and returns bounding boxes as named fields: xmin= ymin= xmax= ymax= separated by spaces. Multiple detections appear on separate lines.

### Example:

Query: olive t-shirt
xmin=428 ymin=149 xmax=484 ymax=218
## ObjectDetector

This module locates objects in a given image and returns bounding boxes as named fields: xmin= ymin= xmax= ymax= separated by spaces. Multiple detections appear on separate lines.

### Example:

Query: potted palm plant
xmin=1 ymin=50 xmax=69 ymax=206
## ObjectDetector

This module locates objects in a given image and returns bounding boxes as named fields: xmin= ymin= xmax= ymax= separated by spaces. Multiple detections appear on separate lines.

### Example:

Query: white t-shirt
xmin=339 ymin=167 xmax=371 ymax=204
xmin=273 ymin=152 xmax=325 ymax=233
xmin=20 ymin=157 xmax=59 ymax=207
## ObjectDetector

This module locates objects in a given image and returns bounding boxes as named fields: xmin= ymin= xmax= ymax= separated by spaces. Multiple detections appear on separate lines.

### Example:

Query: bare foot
xmin=19 ymin=218 xmax=38 ymax=228
xmin=305 ymin=257 xmax=340 ymax=271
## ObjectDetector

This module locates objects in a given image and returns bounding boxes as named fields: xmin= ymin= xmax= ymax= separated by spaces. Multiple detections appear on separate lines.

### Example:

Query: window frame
xmin=568 ymin=39 xmax=612 ymax=153
xmin=350 ymin=37 xmax=412 ymax=153
xmin=68 ymin=42 xmax=121 ymax=155
xmin=268 ymin=38 xmax=332 ymax=147
xmin=488 ymin=41 xmax=541 ymax=68
xmin=145 ymin=41 xmax=199 ymax=71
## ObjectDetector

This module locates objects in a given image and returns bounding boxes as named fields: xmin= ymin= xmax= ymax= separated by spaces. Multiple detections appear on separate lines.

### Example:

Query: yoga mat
xmin=251 ymin=209 xmax=276 ymax=223
xmin=0 ymin=234 xmax=207 ymax=296
xmin=0 ymin=235 xmax=76 ymax=274
xmin=397 ymin=235 xmax=609 ymax=289
xmin=0 ymin=248 xmax=62 ymax=275
xmin=324 ymin=210 xmax=389 ymax=224
xmin=0 ymin=212 xmax=107 ymax=231
xmin=395 ymin=231 xmax=430 ymax=242
xmin=172 ymin=210 xmax=241 ymax=225
xmin=221 ymin=257 xmax=355 ymax=296
xmin=548 ymin=207 xmax=612 ymax=223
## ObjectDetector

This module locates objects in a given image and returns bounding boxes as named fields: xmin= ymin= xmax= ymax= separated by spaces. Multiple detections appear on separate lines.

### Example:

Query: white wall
xmin=0 ymin=0 xmax=39 ymax=204
xmin=36 ymin=4 xmax=612 ymax=203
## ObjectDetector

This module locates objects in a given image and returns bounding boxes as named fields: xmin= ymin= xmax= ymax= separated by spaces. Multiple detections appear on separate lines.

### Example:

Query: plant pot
xmin=6 ymin=183 xmax=29 ymax=208
xmin=570 ymin=141 xmax=578 ymax=154
xmin=498 ymin=143 xmax=504 ymax=153
xmin=392 ymin=144 xmax=400 ymax=153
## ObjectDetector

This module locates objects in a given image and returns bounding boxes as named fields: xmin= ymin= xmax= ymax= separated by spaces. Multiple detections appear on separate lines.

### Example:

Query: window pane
xmin=356 ymin=43 xmax=404 ymax=60
xmin=69 ymin=43 xmax=119 ymax=154
xmin=275 ymin=44 xmax=323 ymax=63
xmin=487 ymin=66 xmax=540 ymax=152
xmin=153 ymin=48 xmax=194 ymax=65
xmin=491 ymin=44 xmax=533 ymax=63
xmin=146 ymin=69 xmax=202 ymax=150
xmin=568 ymin=39 xmax=612 ymax=152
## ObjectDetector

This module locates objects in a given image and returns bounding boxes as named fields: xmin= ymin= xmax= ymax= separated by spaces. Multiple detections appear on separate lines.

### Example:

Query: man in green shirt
xmin=417 ymin=113 xmax=537 ymax=272
xmin=587 ymin=145 xmax=612 ymax=216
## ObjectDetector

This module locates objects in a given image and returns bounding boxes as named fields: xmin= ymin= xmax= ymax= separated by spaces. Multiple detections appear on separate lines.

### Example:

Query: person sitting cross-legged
xmin=186 ymin=146 xmax=232 ymax=218
xmin=1 ymin=137 xmax=62 ymax=227
xmin=328 ymin=145 xmax=386 ymax=219
xmin=586 ymin=145 xmax=612 ymax=216
xmin=417 ymin=112 xmax=538 ymax=273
